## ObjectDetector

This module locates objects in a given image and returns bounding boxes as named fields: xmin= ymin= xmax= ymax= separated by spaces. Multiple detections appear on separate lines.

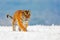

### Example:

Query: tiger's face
xmin=22 ymin=10 xmax=31 ymax=21
xmin=23 ymin=10 xmax=30 ymax=19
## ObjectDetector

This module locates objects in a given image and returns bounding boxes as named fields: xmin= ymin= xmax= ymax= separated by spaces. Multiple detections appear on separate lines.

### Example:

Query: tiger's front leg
xmin=17 ymin=19 xmax=27 ymax=32
xmin=24 ymin=21 xmax=28 ymax=29
xmin=23 ymin=21 xmax=28 ymax=32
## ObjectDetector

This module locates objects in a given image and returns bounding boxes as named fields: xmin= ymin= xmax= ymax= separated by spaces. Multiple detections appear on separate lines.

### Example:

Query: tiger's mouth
xmin=25 ymin=18 xmax=28 ymax=21
xmin=25 ymin=15 xmax=30 ymax=18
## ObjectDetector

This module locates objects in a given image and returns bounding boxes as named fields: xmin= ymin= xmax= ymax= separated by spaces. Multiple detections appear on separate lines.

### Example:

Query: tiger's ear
xmin=27 ymin=10 xmax=30 ymax=14
xmin=28 ymin=10 xmax=30 ymax=12
xmin=28 ymin=10 xmax=31 ymax=16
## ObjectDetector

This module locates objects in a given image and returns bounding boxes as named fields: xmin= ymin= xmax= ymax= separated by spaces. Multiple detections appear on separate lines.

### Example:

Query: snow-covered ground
xmin=0 ymin=25 xmax=60 ymax=40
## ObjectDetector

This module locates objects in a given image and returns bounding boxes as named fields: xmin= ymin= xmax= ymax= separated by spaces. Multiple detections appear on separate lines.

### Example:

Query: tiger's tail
xmin=6 ymin=14 xmax=13 ymax=19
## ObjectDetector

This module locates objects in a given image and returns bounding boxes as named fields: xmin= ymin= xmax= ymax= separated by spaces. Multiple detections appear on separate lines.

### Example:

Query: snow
xmin=0 ymin=25 xmax=60 ymax=40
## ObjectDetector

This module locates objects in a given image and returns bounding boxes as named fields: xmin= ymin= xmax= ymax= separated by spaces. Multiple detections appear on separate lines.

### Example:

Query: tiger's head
xmin=22 ymin=10 xmax=31 ymax=21
xmin=23 ymin=10 xmax=31 ymax=18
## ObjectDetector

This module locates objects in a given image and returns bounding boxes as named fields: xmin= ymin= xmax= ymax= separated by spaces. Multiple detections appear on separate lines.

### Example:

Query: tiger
xmin=6 ymin=10 xmax=31 ymax=32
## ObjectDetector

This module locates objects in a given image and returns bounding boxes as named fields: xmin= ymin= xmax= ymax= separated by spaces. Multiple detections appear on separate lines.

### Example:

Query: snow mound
xmin=0 ymin=25 xmax=60 ymax=40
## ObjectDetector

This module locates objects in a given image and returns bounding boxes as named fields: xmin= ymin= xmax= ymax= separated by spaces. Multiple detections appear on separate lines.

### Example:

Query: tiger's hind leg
xmin=18 ymin=27 xmax=21 ymax=31
xmin=12 ymin=19 xmax=16 ymax=31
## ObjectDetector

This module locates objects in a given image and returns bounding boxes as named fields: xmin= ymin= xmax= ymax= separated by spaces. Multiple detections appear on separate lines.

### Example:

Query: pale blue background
xmin=0 ymin=0 xmax=60 ymax=26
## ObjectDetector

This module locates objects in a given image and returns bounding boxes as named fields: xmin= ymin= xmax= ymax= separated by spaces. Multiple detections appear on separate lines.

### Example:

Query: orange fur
xmin=12 ymin=10 xmax=30 ymax=32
